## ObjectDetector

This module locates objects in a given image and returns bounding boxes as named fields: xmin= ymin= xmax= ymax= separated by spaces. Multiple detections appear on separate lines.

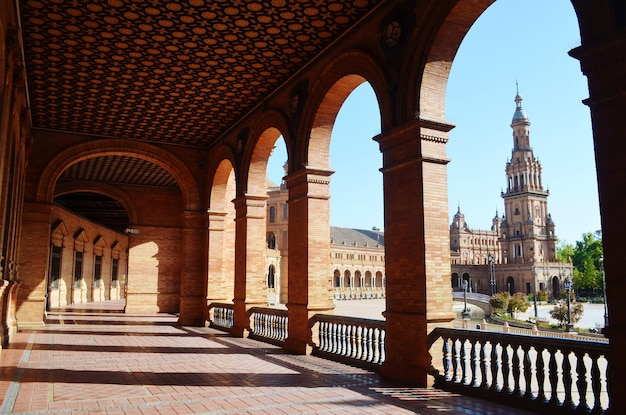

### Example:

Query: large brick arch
xmin=243 ymin=110 xmax=290 ymax=196
xmin=54 ymin=181 xmax=139 ymax=225
xmin=297 ymin=50 xmax=389 ymax=169
xmin=402 ymin=0 xmax=495 ymax=123
xmin=36 ymin=139 xmax=201 ymax=211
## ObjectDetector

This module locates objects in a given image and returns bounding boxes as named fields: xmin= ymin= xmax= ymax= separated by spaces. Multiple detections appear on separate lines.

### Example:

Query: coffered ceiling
xmin=19 ymin=0 xmax=382 ymax=231
xmin=21 ymin=0 xmax=381 ymax=147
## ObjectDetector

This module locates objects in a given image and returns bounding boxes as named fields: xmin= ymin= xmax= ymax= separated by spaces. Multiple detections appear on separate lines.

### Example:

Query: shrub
xmin=549 ymin=301 xmax=584 ymax=327
xmin=490 ymin=292 xmax=510 ymax=312
xmin=508 ymin=292 xmax=530 ymax=317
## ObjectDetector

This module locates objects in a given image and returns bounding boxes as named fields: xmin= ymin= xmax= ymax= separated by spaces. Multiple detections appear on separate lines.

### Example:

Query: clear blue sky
xmin=268 ymin=0 xmax=600 ymax=245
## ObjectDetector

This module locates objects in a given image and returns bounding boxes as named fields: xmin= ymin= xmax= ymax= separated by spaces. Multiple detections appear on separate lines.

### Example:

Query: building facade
xmin=266 ymin=177 xmax=386 ymax=304
xmin=451 ymin=91 xmax=573 ymax=299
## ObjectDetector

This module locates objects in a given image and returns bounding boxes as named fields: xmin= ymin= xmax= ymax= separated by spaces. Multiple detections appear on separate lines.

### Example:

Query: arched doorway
xmin=552 ymin=276 xmax=561 ymax=300
xmin=506 ymin=276 xmax=515 ymax=295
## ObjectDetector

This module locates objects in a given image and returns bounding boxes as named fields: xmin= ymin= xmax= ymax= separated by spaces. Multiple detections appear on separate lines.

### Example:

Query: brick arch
xmin=54 ymin=181 xmax=139 ymax=225
xmin=403 ymin=0 xmax=494 ymax=123
xmin=569 ymin=0 xmax=618 ymax=43
xmin=297 ymin=50 xmax=388 ymax=169
xmin=36 ymin=139 xmax=201 ymax=211
xmin=206 ymin=146 xmax=238 ymax=210
xmin=241 ymin=109 xmax=290 ymax=196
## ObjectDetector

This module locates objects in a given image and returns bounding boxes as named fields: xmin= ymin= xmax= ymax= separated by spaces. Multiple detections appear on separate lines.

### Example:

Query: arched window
xmin=506 ymin=276 xmax=515 ymax=294
xmin=282 ymin=203 xmax=288 ymax=220
xmin=267 ymin=265 xmax=275 ymax=288
xmin=269 ymin=206 xmax=276 ymax=223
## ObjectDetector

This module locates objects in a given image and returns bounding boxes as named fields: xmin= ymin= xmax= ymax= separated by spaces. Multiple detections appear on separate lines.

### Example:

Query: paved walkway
xmin=0 ymin=301 xmax=536 ymax=415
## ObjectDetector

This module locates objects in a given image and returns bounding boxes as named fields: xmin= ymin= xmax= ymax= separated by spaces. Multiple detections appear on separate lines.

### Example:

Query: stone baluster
xmin=512 ymin=344 xmax=522 ymax=397
xmin=536 ymin=346 xmax=547 ymax=402
xmin=561 ymin=350 xmax=575 ymax=410
xmin=548 ymin=346 xmax=560 ymax=406
xmin=576 ymin=353 xmax=589 ymax=412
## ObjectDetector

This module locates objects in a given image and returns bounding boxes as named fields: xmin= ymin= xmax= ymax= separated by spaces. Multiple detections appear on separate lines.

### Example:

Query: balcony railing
xmin=312 ymin=314 xmax=386 ymax=371
xmin=332 ymin=287 xmax=385 ymax=300
xmin=428 ymin=327 xmax=609 ymax=414
xmin=207 ymin=302 xmax=234 ymax=331
xmin=249 ymin=307 xmax=288 ymax=345
xmin=206 ymin=306 xmax=609 ymax=413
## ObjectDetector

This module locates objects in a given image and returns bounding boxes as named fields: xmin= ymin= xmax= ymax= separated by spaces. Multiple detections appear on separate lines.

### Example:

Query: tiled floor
xmin=0 ymin=301 xmax=536 ymax=415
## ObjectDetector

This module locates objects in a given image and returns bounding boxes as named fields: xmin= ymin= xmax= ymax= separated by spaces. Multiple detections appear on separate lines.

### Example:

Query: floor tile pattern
xmin=0 ymin=301 xmax=536 ymax=414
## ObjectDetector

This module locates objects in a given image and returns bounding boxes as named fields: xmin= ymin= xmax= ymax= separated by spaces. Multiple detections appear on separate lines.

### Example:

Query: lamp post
xmin=462 ymin=280 xmax=470 ymax=319
xmin=531 ymin=260 xmax=538 ymax=319
xmin=600 ymin=255 xmax=608 ymax=328
xmin=564 ymin=277 xmax=574 ymax=332
xmin=488 ymin=253 xmax=496 ymax=295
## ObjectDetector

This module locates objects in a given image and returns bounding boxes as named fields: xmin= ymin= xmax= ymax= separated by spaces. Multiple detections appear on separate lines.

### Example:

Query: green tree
xmin=556 ymin=240 xmax=574 ymax=263
xmin=507 ymin=292 xmax=530 ymax=318
xmin=549 ymin=301 xmax=584 ymax=327
xmin=571 ymin=231 xmax=603 ymax=295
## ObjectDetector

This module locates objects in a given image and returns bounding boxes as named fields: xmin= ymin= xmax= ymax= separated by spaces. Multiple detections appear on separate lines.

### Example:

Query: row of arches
xmin=333 ymin=269 xmax=386 ymax=300
xmin=453 ymin=272 xmax=565 ymax=299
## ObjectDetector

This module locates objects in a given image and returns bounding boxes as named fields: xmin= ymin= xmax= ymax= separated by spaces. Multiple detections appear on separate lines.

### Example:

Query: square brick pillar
xmin=16 ymin=202 xmax=53 ymax=330
xmin=570 ymin=36 xmax=626 ymax=414
xmin=230 ymin=195 xmax=268 ymax=337
xmin=283 ymin=168 xmax=335 ymax=355
xmin=375 ymin=120 xmax=455 ymax=386
xmin=178 ymin=211 xmax=209 ymax=326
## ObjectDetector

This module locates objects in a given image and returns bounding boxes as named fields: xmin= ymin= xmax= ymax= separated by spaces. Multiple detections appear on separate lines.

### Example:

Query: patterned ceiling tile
xmin=21 ymin=0 xmax=380 ymax=147
xmin=59 ymin=155 xmax=179 ymax=188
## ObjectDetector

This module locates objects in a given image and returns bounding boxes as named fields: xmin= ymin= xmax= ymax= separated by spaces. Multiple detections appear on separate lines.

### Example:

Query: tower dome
xmin=512 ymin=84 xmax=530 ymax=124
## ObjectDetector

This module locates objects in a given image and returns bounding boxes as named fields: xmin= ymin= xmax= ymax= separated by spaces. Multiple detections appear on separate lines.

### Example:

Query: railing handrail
xmin=452 ymin=291 xmax=491 ymax=303
xmin=249 ymin=306 xmax=288 ymax=317
xmin=208 ymin=302 xmax=234 ymax=309
xmin=313 ymin=313 xmax=386 ymax=329
xmin=430 ymin=327 xmax=609 ymax=354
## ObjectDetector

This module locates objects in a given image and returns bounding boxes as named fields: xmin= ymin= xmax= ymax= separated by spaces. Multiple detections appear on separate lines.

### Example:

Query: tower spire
xmin=512 ymin=83 xmax=529 ymax=125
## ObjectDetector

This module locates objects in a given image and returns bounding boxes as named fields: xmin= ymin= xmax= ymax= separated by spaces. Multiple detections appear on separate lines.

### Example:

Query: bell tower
xmin=499 ymin=86 xmax=557 ymax=263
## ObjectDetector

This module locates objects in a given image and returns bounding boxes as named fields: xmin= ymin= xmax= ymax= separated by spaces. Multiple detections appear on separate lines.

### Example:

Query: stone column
xmin=570 ymin=33 xmax=626 ymax=414
xmin=178 ymin=210 xmax=209 ymax=326
xmin=230 ymin=194 xmax=268 ymax=337
xmin=375 ymin=119 xmax=456 ymax=386
xmin=16 ymin=202 xmax=53 ymax=330
xmin=283 ymin=167 xmax=335 ymax=355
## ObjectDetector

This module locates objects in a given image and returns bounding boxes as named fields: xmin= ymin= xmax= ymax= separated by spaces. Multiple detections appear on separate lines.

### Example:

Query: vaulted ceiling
xmin=20 ymin=0 xmax=383 ymax=231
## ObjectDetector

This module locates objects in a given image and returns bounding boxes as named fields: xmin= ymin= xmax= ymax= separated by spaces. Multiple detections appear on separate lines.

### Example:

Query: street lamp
xmin=600 ymin=255 xmax=608 ymax=328
xmin=531 ymin=260 xmax=538 ymax=319
xmin=488 ymin=253 xmax=496 ymax=295
xmin=462 ymin=279 xmax=470 ymax=319
xmin=564 ymin=277 xmax=574 ymax=332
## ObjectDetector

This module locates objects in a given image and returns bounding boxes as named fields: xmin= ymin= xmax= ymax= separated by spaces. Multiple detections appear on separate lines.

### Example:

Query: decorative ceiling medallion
xmin=383 ymin=20 xmax=402 ymax=48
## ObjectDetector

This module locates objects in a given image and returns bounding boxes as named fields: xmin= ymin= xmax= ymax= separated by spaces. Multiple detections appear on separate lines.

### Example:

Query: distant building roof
xmin=266 ymin=178 xmax=280 ymax=191
xmin=330 ymin=226 xmax=384 ymax=248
